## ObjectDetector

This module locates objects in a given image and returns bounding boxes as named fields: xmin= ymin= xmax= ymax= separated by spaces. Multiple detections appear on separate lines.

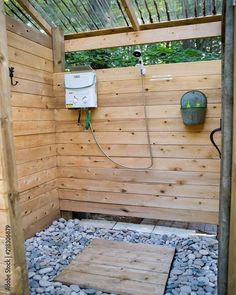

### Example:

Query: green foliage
xmin=65 ymin=37 xmax=221 ymax=70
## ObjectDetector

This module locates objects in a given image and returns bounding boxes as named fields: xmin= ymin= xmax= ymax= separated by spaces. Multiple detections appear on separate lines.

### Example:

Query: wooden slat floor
xmin=56 ymin=239 xmax=175 ymax=295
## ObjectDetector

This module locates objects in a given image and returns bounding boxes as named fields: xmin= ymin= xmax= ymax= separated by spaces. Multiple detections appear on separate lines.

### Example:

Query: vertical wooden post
xmin=0 ymin=1 xmax=29 ymax=294
xmin=52 ymin=27 xmax=65 ymax=73
xmin=228 ymin=5 xmax=236 ymax=295
xmin=52 ymin=27 xmax=72 ymax=220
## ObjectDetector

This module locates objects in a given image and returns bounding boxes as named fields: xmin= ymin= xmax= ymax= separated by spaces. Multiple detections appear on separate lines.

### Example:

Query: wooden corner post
xmin=0 ymin=1 xmax=29 ymax=294
xmin=52 ymin=27 xmax=65 ymax=73
xmin=52 ymin=27 xmax=71 ymax=220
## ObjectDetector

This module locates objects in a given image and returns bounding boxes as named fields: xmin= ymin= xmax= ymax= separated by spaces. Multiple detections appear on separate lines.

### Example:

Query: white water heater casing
xmin=64 ymin=71 xmax=97 ymax=108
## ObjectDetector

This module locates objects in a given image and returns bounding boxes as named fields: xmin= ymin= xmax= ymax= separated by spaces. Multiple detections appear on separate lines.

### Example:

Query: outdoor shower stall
xmin=0 ymin=0 xmax=235 ymax=294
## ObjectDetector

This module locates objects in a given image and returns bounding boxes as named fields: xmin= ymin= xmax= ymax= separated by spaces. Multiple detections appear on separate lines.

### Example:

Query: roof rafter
xmin=120 ymin=0 xmax=140 ymax=31
xmin=16 ymin=0 xmax=52 ymax=35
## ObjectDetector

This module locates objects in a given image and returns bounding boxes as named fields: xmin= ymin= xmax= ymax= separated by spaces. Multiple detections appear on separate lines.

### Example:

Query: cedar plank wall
xmin=6 ymin=20 xmax=60 ymax=238
xmin=54 ymin=60 xmax=221 ymax=224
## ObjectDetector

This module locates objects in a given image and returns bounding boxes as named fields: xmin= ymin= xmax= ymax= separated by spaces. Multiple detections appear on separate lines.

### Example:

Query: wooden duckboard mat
xmin=56 ymin=239 xmax=175 ymax=295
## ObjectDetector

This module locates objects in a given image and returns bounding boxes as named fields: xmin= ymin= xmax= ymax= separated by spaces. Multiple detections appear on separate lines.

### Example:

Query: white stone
xmin=152 ymin=226 xmax=196 ymax=237
xmin=113 ymin=222 xmax=154 ymax=233
xmin=80 ymin=219 xmax=116 ymax=229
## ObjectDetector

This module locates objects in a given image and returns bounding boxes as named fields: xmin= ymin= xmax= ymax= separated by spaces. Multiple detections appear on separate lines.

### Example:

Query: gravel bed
xmin=26 ymin=218 xmax=218 ymax=295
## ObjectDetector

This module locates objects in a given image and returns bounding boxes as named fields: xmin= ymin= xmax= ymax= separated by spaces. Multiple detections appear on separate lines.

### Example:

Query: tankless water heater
xmin=64 ymin=71 xmax=97 ymax=109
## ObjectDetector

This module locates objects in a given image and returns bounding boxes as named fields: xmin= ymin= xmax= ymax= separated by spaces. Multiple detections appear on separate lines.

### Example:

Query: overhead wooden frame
xmin=16 ymin=0 xmax=52 ymax=35
xmin=120 ymin=0 xmax=140 ymax=31
xmin=65 ymin=21 xmax=222 ymax=52
xmin=65 ymin=15 xmax=222 ymax=40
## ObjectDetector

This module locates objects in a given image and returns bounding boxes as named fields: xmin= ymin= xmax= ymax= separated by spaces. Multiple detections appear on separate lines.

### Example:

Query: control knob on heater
xmin=82 ymin=96 xmax=88 ymax=104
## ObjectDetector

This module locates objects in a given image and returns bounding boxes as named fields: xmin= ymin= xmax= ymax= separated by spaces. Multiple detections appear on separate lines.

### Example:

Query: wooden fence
xmin=7 ymin=18 xmax=60 ymax=238
xmin=54 ymin=60 xmax=221 ymax=224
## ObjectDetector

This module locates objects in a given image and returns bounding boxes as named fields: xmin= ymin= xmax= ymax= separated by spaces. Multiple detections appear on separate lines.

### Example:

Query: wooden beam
xmin=65 ymin=21 xmax=222 ymax=52
xmin=52 ymin=26 xmax=71 ymax=219
xmin=16 ymin=0 xmax=52 ymax=35
xmin=65 ymin=26 xmax=133 ymax=40
xmin=52 ymin=27 xmax=65 ymax=73
xmin=140 ymin=15 xmax=222 ymax=30
xmin=5 ymin=15 xmax=52 ymax=48
xmin=65 ymin=15 xmax=222 ymax=40
xmin=120 ymin=0 xmax=140 ymax=31
xmin=0 ymin=1 xmax=28 ymax=294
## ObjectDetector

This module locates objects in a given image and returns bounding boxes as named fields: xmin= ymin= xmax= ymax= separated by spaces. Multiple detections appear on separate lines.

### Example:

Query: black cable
xmin=194 ymin=0 xmax=198 ymax=17
xmin=203 ymin=0 xmax=206 ymax=16
xmin=9 ymin=0 xmax=39 ymax=29
xmin=5 ymin=2 xmax=26 ymax=24
xmin=212 ymin=0 xmax=216 ymax=15
xmin=94 ymin=0 xmax=109 ymax=27
xmin=182 ymin=0 xmax=188 ymax=19
xmin=51 ymin=0 xmax=78 ymax=32
xmin=134 ymin=0 xmax=145 ymax=24
xmin=152 ymin=0 xmax=160 ymax=22
xmin=10 ymin=0 xmax=38 ymax=28
xmin=164 ymin=0 xmax=171 ymax=21
xmin=77 ymin=109 xmax=81 ymax=125
xmin=68 ymin=0 xmax=94 ymax=30
xmin=80 ymin=1 xmax=101 ymax=29
xmin=144 ymin=0 xmax=153 ymax=23
xmin=210 ymin=120 xmax=221 ymax=159
xmin=60 ymin=0 xmax=80 ymax=32
xmin=116 ymin=0 xmax=129 ymax=26
xmin=35 ymin=0 xmax=71 ymax=32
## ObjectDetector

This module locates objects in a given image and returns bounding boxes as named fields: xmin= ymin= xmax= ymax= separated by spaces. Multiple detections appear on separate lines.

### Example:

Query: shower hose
xmin=88 ymin=75 xmax=154 ymax=170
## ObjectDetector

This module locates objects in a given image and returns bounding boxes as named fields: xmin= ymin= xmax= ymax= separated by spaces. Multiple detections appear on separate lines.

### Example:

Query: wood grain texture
xmin=65 ymin=22 xmax=221 ymax=52
xmin=55 ymin=60 xmax=221 ymax=81
xmin=58 ymin=166 xmax=220 ymax=186
xmin=8 ymin=46 xmax=53 ymax=73
xmin=56 ymin=143 xmax=219 ymax=158
xmin=56 ymin=61 xmax=221 ymax=224
xmin=65 ymin=16 xmax=222 ymax=40
xmin=58 ymin=178 xmax=218 ymax=199
xmin=60 ymin=200 xmax=218 ymax=224
xmin=0 ymin=6 xmax=28 ymax=293
xmin=57 ymin=156 xmax=220 ymax=172
xmin=56 ymin=239 xmax=175 ymax=295
xmin=52 ymin=27 xmax=65 ymax=73
xmin=6 ymin=15 xmax=52 ymax=48
xmin=7 ymin=29 xmax=59 ymax=238
xmin=59 ymin=189 xmax=219 ymax=212
xmin=55 ymin=88 xmax=221 ymax=108
xmin=7 ymin=31 xmax=53 ymax=61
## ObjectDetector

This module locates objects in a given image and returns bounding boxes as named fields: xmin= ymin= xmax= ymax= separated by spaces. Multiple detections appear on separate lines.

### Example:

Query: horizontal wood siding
xmin=7 ymin=30 xmax=59 ymax=238
xmin=55 ymin=61 xmax=221 ymax=224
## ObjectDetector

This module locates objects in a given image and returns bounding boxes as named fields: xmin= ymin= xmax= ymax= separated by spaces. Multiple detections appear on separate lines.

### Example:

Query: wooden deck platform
xmin=56 ymin=239 xmax=175 ymax=295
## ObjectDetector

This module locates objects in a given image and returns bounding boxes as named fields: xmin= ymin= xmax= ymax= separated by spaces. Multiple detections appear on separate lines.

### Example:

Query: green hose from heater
xmin=85 ymin=110 xmax=91 ymax=130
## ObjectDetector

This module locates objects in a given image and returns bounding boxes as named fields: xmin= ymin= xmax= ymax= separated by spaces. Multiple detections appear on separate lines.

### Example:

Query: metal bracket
xmin=9 ymin=67 xmax=18 ymax=87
